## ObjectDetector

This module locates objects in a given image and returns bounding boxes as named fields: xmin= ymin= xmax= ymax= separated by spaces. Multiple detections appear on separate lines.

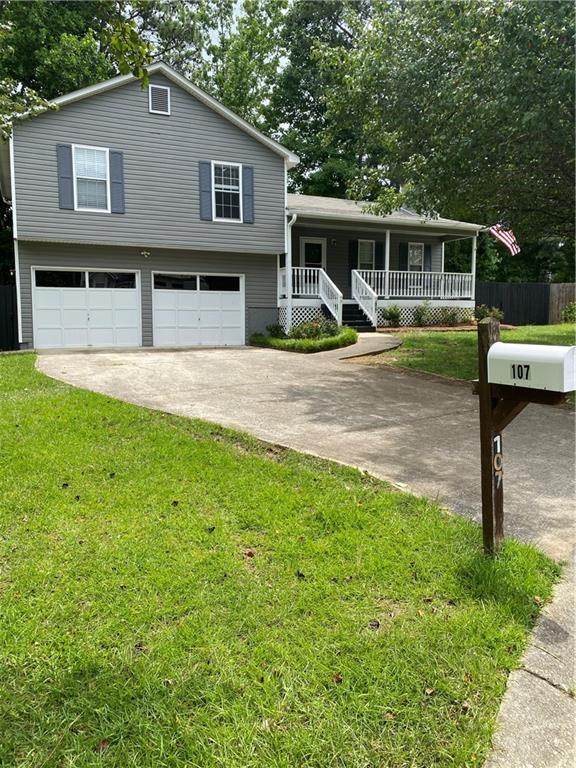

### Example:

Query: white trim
xmin=72 ymin=144 xmax=111 ymax=213
xmin=49 ymin=62 xmax=299 ymax=168
xmin=357 ymin=239 xmax=375 ymax=270
xmin=471 ymin=235 xmax=477 ymax=302
xmin=377 ymin=298 xmax=474 ymax=309
xmin=148 ymin=84 xmax=171 ymax=115
xmin=9 ymin=136 xmax=22 ymax=343
xmin=441 ymin=241 xmax=445 ymax=272
xmin=211 ymin=160 xmax=243 ymax=223
xmin=31 ymin=266 xmax=142 ymax=349
xmin=14 ymin=239 xmax=22 ymax=343
xmin=408 ymin=242 xmax=424 ymax=272
xmin=150 ymin=269 xmax=246 ymax=347
xmin=8 ymin=136 xmax=17 ymax=238
xmin=299 ymin=236 xmax=327 ymax=269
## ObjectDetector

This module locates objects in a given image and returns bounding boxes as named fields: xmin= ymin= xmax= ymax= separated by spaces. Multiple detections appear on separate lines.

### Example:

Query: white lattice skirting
xmin=279 ymin=306 xmax=324 ymax=332
xmin=377 ymin=306 xmax=474 ymax=327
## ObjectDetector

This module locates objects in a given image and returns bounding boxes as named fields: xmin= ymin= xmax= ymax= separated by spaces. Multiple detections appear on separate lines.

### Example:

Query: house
xmin=0 ymin=62 xmax=482 ymax=350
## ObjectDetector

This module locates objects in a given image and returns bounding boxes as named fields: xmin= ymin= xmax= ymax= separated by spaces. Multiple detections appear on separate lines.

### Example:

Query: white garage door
xmin=153 ymin=273 xmax=245 ymax=347
xmin=33 ymin=269 xmax=141 ymax=349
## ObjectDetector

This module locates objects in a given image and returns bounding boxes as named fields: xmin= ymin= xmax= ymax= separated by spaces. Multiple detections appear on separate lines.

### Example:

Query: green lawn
xmin=0 ymin=355 xmax=559 ymax=767
xmin=371 ymin=324 xmax=576 ymax=381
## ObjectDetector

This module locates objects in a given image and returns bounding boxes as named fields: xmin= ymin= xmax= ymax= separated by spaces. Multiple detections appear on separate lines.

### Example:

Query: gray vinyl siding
xmin=18 ymin=241 xmax=278 ymax=346
xmin=13 ymin=74 xmax=285 ymax=253
xmin=292 ymin=227 xmax=443 ymax=298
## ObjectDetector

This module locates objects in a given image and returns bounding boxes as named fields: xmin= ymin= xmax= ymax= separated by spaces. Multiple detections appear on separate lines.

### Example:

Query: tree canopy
xmin=0 ymin=0 xmax=573 ymax=282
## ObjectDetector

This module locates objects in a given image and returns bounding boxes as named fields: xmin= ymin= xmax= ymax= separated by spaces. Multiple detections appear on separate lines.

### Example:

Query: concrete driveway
xmin=38 ymin=343 xmax=575 ymax=767
xmin=39 ymin=344 xmax=574 ymax=560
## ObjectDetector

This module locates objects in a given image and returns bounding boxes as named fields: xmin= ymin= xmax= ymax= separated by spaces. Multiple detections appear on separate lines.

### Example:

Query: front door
xmin=300 ymin=237 xmax=326 ymax=270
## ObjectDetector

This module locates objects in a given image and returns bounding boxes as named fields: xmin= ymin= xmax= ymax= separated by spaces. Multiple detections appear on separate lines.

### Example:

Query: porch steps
xmin=341 ymin=303 xmax=376 ymax=332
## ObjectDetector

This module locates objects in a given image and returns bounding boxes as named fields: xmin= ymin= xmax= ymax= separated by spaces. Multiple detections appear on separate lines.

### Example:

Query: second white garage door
xmin=152 ymin=273 xmax=245 ymax=347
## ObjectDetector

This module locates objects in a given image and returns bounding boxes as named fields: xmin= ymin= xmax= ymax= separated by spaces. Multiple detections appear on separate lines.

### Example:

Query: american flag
xmin=489 ymin=222 xmax=521 ymax=255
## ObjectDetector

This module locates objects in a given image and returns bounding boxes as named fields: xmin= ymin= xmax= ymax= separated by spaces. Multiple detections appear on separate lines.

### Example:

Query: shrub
xmin=561 ymin=302 xmax=576 ymax=323
xmin=266 ymin=323 xmax=286 ymax=339
xmin=413 ymin=300 xmax=433 ymax=326
xmin=288 ymin=319 xmax=339 ymax=340
xmin=383 ymin=304 xmax=401 ymax=327
xmin=475 ymin=304 xmax=504 ymax=322
xmin=439 ymin=307 xmax=460 ymax=326
xmin=251 ymin=327 xmax=358 ymax=353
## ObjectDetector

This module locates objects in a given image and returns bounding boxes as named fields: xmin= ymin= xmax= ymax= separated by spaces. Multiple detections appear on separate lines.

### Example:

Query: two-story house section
xmin=1 ymin=61 xmax=483 ymax=350
xmin=1 ymin=62 xmax=299 ymax=349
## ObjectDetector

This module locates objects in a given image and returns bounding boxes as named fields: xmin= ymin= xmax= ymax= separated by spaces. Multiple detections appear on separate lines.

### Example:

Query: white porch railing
xmin=358 ymin=270 xmax=473 ymax=299
xmin=318 ymin=269 xmax=343 ymax=324
xmin=351 ymin=270 xmax=377 ymax=326
xmin=279 ymin=267 xmax=342 ymax=323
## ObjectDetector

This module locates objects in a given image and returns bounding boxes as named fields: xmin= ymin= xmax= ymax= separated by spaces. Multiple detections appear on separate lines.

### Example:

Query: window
xmin=88 ymin=272 xmax=136 ymax=289
xmin=408 ymin=242 xmax=424 ymax=272
xmin=213 ymin=162 xmax=242 ymax=221
xmin=73 ymin=146 xmax=109 ymax=211
xmin=301 ymin=238 xmax=326 ymax=269
xmin=149 ymin=85 xmax=170 ymax=115
xmin=35 ymin=270 xmax=85 ymax=288
xmin=358 ymin=240 xmax=375 ymax=270
xmin=199 ymin=275 xmax=240 ymax=291
xmin=154 ymin=274 xmax=198 ymax=290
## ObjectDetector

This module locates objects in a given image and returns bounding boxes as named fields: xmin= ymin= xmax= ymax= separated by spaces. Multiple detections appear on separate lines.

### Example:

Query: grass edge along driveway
xmin=367 ymin=324 xmax=575 ymax=383
xmin=0 ymin=354 xmax=559 ymax=768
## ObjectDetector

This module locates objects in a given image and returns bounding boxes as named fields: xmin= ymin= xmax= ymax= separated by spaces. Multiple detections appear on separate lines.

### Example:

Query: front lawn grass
xmin=0 ymin=354 xmax=559 ymax=767
xmin=251 ymin=326 xmax=357 ymax=352
xmin=370 ymin=324 xmax=576 ymax=381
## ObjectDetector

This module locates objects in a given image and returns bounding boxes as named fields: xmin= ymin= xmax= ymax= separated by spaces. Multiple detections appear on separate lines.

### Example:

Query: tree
xmin=269 ymin=0 xmax=372 ymax=195
xmin=319 ymin=0 xmax=575 ymax=249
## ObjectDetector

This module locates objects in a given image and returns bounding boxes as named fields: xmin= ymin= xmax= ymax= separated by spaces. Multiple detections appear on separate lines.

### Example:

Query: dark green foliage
xmin=413 ymin=301 xmax=433 ymax=327
xmin=439 ymin=308 xmax=461 ymax=327
xmin=561 ymin=302 xmax=576 ymax=323
xmin=475 ymin=305 xmax=505 ymax=323
xmin=251 ymin=326 xmax=357 ymax=352
xmin=383 ymin=304 xmax=401 ymax=327
xmin=288 ymin=318 xmax=340 ymax=339
xmin=266 ymin=323 xmax=286 ymax=338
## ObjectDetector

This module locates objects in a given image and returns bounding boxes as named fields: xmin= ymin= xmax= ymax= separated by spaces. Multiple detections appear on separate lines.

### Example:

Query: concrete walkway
xmin=38 ymin=341 xmax=575 ymax=767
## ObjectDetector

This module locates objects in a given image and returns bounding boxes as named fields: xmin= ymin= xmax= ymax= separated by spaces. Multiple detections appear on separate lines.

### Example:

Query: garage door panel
xmin=62 ymin=327 xmax=90 ymax=348
xmin=33 ymin=269 xmax=140 ymax=349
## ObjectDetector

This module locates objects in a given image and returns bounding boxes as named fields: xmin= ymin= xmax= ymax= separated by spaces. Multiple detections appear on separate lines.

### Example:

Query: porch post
xmin=471 ymin=234 xmax=477 ymax=301
xmin=285 ymin=213 xmax=297 ymax=330
xmin=384 ymin=229 xmax=391 ymax=298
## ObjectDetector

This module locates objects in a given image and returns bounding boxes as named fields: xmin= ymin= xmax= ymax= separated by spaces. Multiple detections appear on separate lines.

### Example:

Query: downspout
xmin=471 ymin=234 xmax=477 ymax=302
xmin=285 ymin=212 xmax=297 ymax=331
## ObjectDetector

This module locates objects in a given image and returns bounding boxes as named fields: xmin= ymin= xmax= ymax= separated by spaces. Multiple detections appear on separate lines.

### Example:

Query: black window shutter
xmin=375 ymin=241 xmax=384 ymax=270
xmin=424 ymin=244 xmax=432 ymax=271
xmin=199 ymin=161 xmax=213 ymax=221
xmin=348 ymin=240 xmax=358 ymax=288
xmin=109 ymin=151 xmax=125 ymax=214
xmin=242 ymin=166 xmax=254 ymax=224
xmin=56 ymin=144 xmax=74 ymax=209
xmin=399 ymin=242 xmax=409 ymax=271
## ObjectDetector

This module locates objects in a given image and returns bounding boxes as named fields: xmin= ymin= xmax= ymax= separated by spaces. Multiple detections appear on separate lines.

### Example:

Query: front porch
xmin=278 ymin=267 xmax=476 ymax=329
xmin=279 ymin=195 xmax=482 ymax=330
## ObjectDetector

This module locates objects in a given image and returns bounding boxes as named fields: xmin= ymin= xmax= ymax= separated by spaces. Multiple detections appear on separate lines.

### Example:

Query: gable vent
xmin=149 ymin=85 xmax=170 ymax=115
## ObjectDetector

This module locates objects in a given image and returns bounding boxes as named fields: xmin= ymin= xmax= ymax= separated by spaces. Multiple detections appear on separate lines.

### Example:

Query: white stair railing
xmin=351 ymin=270 xmax=377 ymax=326
xmin=318 ymin=269 xmax=343 ymax=324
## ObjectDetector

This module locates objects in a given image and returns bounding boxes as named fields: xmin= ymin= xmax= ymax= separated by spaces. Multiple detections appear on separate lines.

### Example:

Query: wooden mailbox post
xmin=475 ymin=318 xmax=575 ymax=554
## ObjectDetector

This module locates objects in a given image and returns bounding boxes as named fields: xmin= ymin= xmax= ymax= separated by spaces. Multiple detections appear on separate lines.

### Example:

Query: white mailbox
xmin=487 ymin=342 xmax=576 ymax=392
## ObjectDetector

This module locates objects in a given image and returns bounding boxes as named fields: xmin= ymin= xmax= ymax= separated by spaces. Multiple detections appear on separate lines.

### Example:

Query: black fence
xmin=476 ymin=282 xmax=575 ymax=325
xmin=0 ymin=284 xmax=18 ymax=350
